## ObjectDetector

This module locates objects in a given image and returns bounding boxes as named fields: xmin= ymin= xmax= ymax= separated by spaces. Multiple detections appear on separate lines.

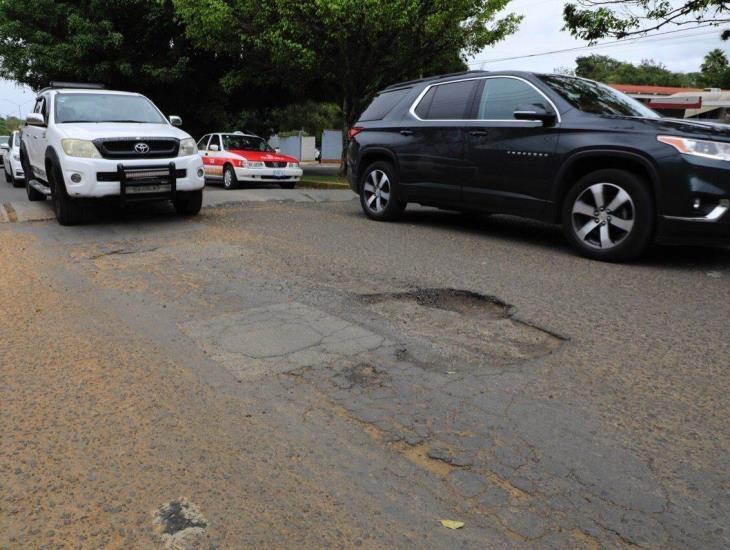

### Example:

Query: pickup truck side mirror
xmin=513 ymin=104 xmax=557 ymax=126
xmin=169 ymin=115 xmax=182 ymax=127
xmin=209 ymin=144 xmax=219 ymax=151
xmin=26 ymin=113 xmax=45 ymax=126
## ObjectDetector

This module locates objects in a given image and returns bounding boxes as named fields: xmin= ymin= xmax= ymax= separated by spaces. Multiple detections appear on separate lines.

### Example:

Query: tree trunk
xmin=339 ymin=96 xmax=351 ymax=176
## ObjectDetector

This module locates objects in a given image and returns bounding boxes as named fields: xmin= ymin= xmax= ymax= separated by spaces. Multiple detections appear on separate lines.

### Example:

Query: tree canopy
xmin=173 ymin=0 xmax=522 ymax=130
xmin=563 ymin=0 xmax=729 ymax=41
xmin=0 ymin=0 xmax=244 ymax=135
xmin=572 ymin=50 xmax=730 ymax=88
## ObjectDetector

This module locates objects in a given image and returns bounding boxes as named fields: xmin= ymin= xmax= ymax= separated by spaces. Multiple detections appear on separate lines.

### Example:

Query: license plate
xmin=273 ymin=170 xmax=284 ymax=177
xmin=126 ymin=184 xmax=171 ymax=194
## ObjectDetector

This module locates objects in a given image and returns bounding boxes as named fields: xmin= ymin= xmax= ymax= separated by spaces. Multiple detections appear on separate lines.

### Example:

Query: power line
xmin=468 ymin=24 xmax=720 ymax=66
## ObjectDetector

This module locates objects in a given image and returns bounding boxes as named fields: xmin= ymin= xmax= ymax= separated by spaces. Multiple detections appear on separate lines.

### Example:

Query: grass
xmin=299 ymin=172 xmax=349 ymax=189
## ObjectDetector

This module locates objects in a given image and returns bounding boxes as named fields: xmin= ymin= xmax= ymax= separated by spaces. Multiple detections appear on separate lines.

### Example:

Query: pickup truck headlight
xmin=61 ymin=139 xmax=101 ymax=158
xmin=178 ymin=138 xmax=197 ymax=157
xmin=287 ymin=162 xmax=299 ymax=168
xmin=658 ymin=136 xmax=730 ymax=162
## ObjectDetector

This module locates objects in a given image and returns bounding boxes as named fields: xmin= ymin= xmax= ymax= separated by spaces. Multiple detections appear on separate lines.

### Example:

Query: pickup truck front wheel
xmin=49 ymin=163 xmax=83 ymax=225
xmin=21 ymin=150 xmax=45 ymax=201
xmin=174 ymin=189 xmax=203 ymax=216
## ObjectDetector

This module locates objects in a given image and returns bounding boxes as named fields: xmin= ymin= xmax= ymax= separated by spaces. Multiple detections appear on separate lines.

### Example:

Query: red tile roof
xmin=609 ymin=84 xmax=703 ymax=96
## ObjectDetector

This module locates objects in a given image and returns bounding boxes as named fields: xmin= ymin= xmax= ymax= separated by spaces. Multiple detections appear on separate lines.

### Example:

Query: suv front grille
xmin=264 ymin=161 xmax=287 ymax=168
xmin=93 ymin=137 xmax=180 ymax=160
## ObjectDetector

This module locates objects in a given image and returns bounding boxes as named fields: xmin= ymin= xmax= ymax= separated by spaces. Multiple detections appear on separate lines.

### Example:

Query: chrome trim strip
xmin=408 ymin=75 xmax=562 ymax=124
xmin=663 ymin=199 xmax=729 ymax=222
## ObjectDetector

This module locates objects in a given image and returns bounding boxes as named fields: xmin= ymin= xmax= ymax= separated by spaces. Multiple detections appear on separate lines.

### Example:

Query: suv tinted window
xmin=415 ymin=80 xmax=478 ymax=120
xmin=538 ymin=74 xmax=658 ymax=118
xmin=477 ymin=78 xmax=550 ymax=120
xmin=360 ymin=88 xmax=411 ymax=121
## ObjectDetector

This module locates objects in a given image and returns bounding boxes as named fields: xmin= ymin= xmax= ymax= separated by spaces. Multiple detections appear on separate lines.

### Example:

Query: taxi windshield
xmin=222 ymin=135 xmax=273 ymax=152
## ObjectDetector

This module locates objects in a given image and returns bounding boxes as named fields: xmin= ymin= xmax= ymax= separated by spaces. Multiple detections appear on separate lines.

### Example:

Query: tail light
xmin=347 ymin=127 xmax=364 ymax=141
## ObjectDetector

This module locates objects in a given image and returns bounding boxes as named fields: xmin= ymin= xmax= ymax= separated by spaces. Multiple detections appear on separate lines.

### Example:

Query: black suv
xmin=347 ymin=71 xmax=730 ymax=260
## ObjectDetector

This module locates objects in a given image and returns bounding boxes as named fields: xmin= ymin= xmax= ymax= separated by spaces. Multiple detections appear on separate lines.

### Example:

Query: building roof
xmin=609 ymin=84 xmax=703 ymax=96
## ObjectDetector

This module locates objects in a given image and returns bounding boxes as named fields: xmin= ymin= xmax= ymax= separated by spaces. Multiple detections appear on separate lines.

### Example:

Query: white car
xmin=21 ymin=82 xmax=205 ymax=225
xmin=2 ymin=131 xmax=25 ymax=186
xmin=198 ymin=132 xmax=303 ymax=189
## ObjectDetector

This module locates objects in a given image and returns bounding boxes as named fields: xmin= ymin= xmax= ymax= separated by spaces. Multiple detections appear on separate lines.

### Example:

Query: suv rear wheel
xmin=359 ymin=161 xmax=406 ymax=221
xmin=562 ymin=169 xmax=653 ymax=261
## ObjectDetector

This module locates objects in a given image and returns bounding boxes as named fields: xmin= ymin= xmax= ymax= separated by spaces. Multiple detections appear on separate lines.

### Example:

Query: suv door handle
xmin=400 ymin=129 xmax=414 ymax=136
xmin=469 ymin=130 xmax=489 ymax=137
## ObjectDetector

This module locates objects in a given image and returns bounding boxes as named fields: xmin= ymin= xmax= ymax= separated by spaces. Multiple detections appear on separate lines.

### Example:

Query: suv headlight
xmin=61 ymin=139 xmax=101 ymax=158
xmin=658 ymin=136 xmax=730 ymax=162
xmin=287 ymin=162 xmax=299 ymax=168
xmin=178 ymin=138 xmax=197 ymax=157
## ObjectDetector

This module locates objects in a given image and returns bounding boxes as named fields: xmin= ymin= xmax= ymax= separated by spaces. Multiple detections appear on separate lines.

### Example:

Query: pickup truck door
xmin=24 ymin=96 xmax=49 ymax=180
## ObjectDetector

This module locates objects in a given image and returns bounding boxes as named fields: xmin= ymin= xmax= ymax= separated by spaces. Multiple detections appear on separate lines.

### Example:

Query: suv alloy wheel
xmin=562 ymin=169 xmax=654 ymax=261
xmin=359 ymin=161 xmax=405 ymax=221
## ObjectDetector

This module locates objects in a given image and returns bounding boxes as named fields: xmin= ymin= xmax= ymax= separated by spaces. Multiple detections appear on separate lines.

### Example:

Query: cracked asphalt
xmin=1 ymin=193 xmax=729 ymax=548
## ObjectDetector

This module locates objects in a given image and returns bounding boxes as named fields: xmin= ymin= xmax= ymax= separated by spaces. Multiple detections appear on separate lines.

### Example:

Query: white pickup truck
xmin=20 ymin=82 xmax=205 ymax=225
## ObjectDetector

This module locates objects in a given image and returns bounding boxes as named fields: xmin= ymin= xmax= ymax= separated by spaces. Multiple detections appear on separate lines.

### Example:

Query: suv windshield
xmin=13 ymin=132 xmax=20 ymax=146
xmin=222 ymin=134 xmax=272 ymax=152
xmin=55 ymin=93 xmax=167 ymax=124
xmin=538 ymin=75 xmax=659 ymax=118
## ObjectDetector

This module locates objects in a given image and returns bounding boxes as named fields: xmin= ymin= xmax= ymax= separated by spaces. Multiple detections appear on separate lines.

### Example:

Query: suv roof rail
xmin=382 ymin=70 xmax=489 ymax=91
xmin=38 ymin=82 xmax=106 ymax=93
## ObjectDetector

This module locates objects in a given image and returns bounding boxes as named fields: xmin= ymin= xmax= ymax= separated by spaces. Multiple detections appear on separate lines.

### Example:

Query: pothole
xmin=337 ymin=363 xmax=388 ymax=388
xmin=153 ymin=498 xmax=208 ymax=549
xmin=363 ymin=288 xmax=509 ymax=320
xmin=361 ymin=288 xmax=564 ymax=367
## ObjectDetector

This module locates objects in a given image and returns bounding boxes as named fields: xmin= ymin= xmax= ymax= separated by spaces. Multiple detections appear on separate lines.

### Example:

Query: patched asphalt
xmin=1 ymin=193 xmax=728 ymax=548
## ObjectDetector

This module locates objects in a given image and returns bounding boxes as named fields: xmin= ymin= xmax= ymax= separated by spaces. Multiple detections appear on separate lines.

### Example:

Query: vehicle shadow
xmin=376 ymin=207 xmax=730 ymax=269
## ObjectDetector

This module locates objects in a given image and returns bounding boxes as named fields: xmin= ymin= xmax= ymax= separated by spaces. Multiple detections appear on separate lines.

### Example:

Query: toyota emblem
xmin=135 ymin=142 xmax=150 ymax=154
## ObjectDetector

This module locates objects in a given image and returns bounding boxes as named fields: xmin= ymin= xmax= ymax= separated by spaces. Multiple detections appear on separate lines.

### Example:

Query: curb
xmin=298 ymin=180 xmax=350 ymax=190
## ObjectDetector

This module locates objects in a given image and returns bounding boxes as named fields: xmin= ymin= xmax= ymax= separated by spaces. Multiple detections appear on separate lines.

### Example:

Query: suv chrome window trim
xmin=408 ymin=75 xmax=562 ymax=124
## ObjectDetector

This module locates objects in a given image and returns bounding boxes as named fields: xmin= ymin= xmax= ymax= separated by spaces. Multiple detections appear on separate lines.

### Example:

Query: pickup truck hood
xmin=55 ymin=123 xmax=192 ymax=141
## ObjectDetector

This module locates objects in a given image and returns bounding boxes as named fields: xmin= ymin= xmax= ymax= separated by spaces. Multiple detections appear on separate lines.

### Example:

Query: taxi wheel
xmin=223 ymin=165 xmax=238 ymax=190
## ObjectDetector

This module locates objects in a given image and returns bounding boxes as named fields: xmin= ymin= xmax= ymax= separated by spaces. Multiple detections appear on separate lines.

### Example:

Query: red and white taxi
xmin=197 ymin=132 xmax=303 ymax=189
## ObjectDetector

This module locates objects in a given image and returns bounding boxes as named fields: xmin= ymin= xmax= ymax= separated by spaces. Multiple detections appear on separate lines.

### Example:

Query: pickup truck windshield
xmin=538 ymin=75 xmax=660 ymax=119
xmin=222 ymin=135 xmax=273 ymax=152
xmin=55 ymin=93 xmax=167 ymax=124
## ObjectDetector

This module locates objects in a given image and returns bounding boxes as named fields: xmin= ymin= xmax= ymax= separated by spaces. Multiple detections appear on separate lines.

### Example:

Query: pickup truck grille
xmin=264 ymin=161 xmax=287 ymax=168
xmin=93 ymin=137 xmax=180 ymax=160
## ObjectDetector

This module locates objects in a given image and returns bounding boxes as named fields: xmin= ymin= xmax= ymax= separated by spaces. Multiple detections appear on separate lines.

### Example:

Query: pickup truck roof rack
xmin=381 ymin=70 xmax=489 ymax=92
xmin=38 ymin=82 xmax=106 ymax=93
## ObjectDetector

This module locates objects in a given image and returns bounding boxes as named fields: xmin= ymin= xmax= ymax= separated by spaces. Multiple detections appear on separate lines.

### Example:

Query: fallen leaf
xmin=439 ymin=519 xmax=465 ymax=530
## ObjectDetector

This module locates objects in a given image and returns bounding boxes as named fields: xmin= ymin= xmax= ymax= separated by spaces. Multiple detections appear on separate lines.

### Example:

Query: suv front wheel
xmin=359 ymin=161 xmax=406 ymax=221
xmin=562 ymin=169 xmax=653 ymax=262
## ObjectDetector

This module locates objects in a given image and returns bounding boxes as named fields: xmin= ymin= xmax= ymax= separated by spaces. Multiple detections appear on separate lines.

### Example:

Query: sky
xmin=0 ymin=0 xmax=727 ymax=118
xmin=467 ymin=0 xmax=728 ymax=74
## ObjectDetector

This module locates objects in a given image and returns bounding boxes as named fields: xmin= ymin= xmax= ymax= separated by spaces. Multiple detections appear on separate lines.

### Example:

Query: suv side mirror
xmin=169 ymin=115 xmax=182 ymax=127
xmin=209 ymin=144 xmax=219 ymax=151
xmin=513 ymin=104 xmax=556 ymax=125
xmin=26 ymin=113 xmax=45 ymax=126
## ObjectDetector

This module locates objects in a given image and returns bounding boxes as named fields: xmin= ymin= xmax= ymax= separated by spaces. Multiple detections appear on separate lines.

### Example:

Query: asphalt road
xmin=1 ymin=187 xmax=728 ymax=548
